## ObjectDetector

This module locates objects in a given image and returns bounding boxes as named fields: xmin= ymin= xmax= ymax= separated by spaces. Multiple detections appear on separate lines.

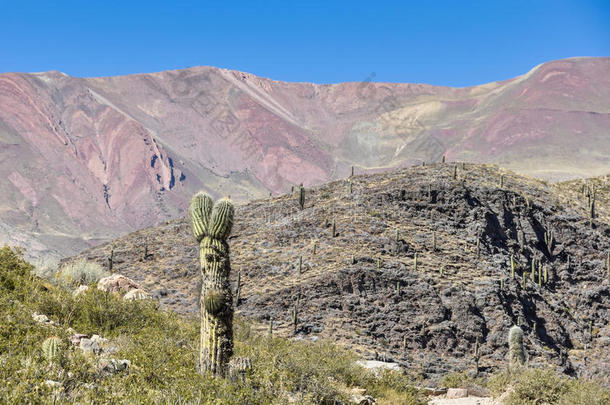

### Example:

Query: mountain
xmin=1 ymin=57 xmax=609 ymax=259
xmin=67 ymin=163 xmax=610 ymax=382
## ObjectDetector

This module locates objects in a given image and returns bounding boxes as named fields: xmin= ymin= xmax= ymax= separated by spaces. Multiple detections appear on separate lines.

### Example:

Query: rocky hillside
xmin=2 ymin=57 xmax=610 ymax=259
xmin=68 ymin=163 xmax=610 ymax=383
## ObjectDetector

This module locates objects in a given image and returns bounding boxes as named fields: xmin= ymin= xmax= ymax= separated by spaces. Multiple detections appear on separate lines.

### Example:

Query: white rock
xmin=356 ymin=360 xmax=401 ymax=372
xmin=73 ymin=285 xmax=89 ymax=297
xmin=123 ymin=288 xmax=150 ymax=300
xmin=446 ymin=388 xmax=469 ymax=399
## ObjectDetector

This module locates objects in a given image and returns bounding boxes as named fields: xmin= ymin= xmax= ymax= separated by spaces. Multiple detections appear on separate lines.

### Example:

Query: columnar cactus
xmin=508 ymin=325 xmax=525 ymax=369
xmin=42 ymin=336 xmax=62 ymax=363
xmin=189 ymin=192 xmax=235 ymax=377
xmin=544 ymin=229 xmax=554 ymax=257
xmin=298 ymin=185 xmax=305 ymax=210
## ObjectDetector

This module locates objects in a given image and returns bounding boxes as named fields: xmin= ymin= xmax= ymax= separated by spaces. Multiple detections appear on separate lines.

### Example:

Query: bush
xmin=55 ymin=259 xmax=109 ymax=286
xmin=559 ymin=380 xmax=610 ymax=405
xmin=31 ymin=257 xmax=59 ymax=281
xmin=441 ymin=371 xmax=474 ymax=388
xmin=488 ymin=368 xmax=610 ymax=405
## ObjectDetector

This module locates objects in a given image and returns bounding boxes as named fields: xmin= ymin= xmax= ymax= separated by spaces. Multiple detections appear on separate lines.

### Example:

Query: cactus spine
xmin=42 ymin=336 xmax=62 ymax=363
xmin=508 ymin=325 xmax=525 ymax=369
xmin=189 ymin=192 xmax=235 ymax=377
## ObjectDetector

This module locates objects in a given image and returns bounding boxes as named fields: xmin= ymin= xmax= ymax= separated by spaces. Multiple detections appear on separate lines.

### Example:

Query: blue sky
xmin=1 ymin=1 xmax=608 ymax=86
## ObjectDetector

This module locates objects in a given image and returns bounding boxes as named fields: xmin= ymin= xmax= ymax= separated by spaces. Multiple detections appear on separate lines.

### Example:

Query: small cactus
xmin=432 ymin=231 xmax=437 ymax=251
xmin=518 ymin=229 xmax=525 ymax=252
xmin=414 ymin=253 xmax=418 ymax=272
xmin=500 ymin=278 xmax=504 ymax=290
xmin=508 ymin=325 xmax=525 ymax=368
xmin=331 ymin=219 xmax=336 ymax=238
xmin=544 ymin=229 xmax=554 ymax=257
xmin=298 ymin=185 xmax=305 ymax=210
xmin=42 ymin=336 xmax=62 ymax=363
xmin=500 ymin=174 xmax=504 ymax=188
xmin=268 ymin=318 xmax=273 ymax=338
xmin=108 ymin=248 xmax=114 ymax=271
xmin=442 ymin=155 xmax=446 ymax=164
xmin=510 ymin=254 xmax=515 ymax=279
xmin=377 ymin=257 xmax=381 ymax=270
xmin=453 ymin=165 xmax=457 ymax=180
xmin=291 ymin=299 xmax=299 ymax=333
xmin=349 ymin=181 xmax=353 ymax=194
xmin=351 ymin=166 xmax=354 ymax=177
xmin=396 ymin=281 xmax=401 ymax=295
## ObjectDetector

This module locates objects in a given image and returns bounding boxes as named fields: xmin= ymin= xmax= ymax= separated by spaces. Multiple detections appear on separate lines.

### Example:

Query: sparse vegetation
xmin=55 ymin=259 xmax=109 ymax=286
xmin=488 ymin=368 xmax=610 ymax=405
xmin=0 ymin=246 xmax=430 ymax=403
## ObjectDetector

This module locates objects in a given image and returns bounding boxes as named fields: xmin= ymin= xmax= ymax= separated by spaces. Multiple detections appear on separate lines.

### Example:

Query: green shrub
xmin=559 ymin=380 xmax=610 ymax=405
xmin=488 ymin=368 xmax=610 ymax=405
xmin=55 ymin=259 xmax=109 ymax=285
xmin=441 ymin=371 xmax=474 ymax=388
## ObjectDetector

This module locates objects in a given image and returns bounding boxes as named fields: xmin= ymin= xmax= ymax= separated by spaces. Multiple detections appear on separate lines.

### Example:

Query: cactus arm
xmin=189 ymin=192 xmax=213 ymax=242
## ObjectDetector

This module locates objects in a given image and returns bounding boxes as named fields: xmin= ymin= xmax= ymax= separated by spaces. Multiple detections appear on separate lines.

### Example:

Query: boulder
xmin=73 ymin=285 xmax=89 ymax=297
xmin=123 ymin=288 xmax=150 ymax=300
xmin=97 ymin=274 xmax=139 ymax=294
xmin=446 ymin=388 xmax=469 ymax=399
xmin=99 ymin=358 xmax=131 ymax=374
xmin=79 ymin=338 xmax=101 ymax=355
xmin=70 ymin=333 xmax=89 ymax=346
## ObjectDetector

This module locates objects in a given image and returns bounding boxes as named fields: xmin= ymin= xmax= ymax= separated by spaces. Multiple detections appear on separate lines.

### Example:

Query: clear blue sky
xmin=1 ymin=1 xmax=608 ymax=86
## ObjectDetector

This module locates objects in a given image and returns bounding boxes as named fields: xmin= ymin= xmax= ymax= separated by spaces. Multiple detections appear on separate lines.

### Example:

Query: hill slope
xmin=2 ymin=57 xmax=610 ymax=258
xmin=69 ymin=163 xmax=610 ymax=382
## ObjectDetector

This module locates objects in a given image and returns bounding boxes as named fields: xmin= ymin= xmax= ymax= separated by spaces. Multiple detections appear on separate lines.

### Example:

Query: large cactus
xmin=189 ymin=192 xmax=235 ymax=377
xmin=508 ymin=325 xmax=525 ymax=369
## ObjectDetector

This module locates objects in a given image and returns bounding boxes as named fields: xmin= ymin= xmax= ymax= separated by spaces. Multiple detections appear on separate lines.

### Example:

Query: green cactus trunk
xmin=189 ymin=192 xmax=235 ymax=377
xmin=508 ymin=325 xmax=525 ymax=369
